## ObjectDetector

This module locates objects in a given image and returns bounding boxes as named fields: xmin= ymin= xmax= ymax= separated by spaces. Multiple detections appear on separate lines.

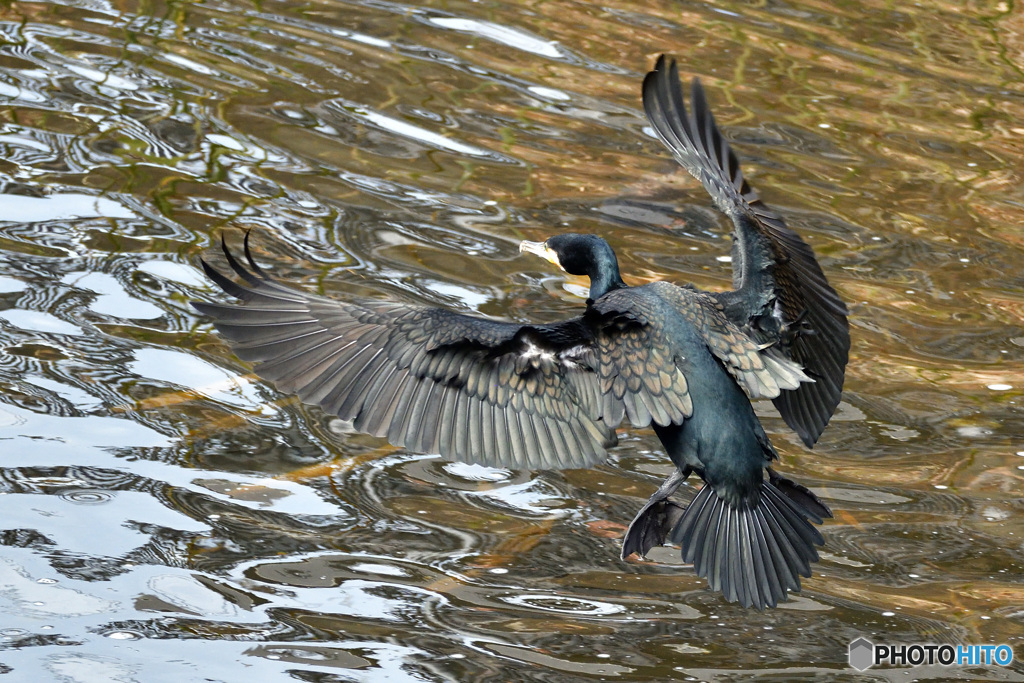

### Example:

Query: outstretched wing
xmin=650 ymin=283 xmax=812 ymax=400
xmin=642 ymin=55 xmax=850 ymax=447
xmin=192 ymin=235 xmax=692 ymax=470
xmin=587 ymin=289 xmax=694 ymax=430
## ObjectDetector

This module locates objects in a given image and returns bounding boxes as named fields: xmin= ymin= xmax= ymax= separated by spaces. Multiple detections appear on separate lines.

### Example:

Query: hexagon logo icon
xmin=849 ymin=637 xmax=874 ymax=671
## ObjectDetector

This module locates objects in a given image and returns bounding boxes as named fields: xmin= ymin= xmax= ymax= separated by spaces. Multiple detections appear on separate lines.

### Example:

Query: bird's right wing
xmin=642 ymin=55 xmax=849 ymax=447
xmin=667 ymin=286 xmax=812 ymax=401
xmin=192 ymin=236 xmax=691 ymax=470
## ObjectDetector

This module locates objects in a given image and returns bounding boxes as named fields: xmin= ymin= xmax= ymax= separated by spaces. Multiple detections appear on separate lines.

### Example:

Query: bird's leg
xmin=620 ymin=467 xmax=691 ymax=560
xmin=648 ymin=466 xmax=690 ymax=502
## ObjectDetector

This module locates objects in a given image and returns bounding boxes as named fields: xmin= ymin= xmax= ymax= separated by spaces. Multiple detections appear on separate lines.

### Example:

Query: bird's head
xmin=519 ymin=233 xmax=625 ymax=300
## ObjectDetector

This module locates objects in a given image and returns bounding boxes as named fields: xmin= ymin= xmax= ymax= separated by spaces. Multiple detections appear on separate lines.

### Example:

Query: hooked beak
xmin=519 ymin=240 xmax=563 ymax=270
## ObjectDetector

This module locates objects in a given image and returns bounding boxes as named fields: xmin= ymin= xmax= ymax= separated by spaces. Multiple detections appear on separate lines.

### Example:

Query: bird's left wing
xmin=192 ymin=235 xmax=619 ymax=470
xmin=587 ymin=288 xmax=696 ymax=430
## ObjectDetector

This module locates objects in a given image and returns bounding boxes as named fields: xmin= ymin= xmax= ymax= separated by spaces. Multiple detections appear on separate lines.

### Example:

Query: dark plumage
xmin=641 ymin=56 xmax=849 ymax=448
xmin=191 ymin=55 xmax=849 ymax=609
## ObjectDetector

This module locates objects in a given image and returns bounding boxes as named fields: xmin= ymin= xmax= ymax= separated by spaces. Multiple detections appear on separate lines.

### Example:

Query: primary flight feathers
xmin=643 ymin=55 xmax=850 ymax=446
xmin=194 ymin=233 xmax=806 ymax=471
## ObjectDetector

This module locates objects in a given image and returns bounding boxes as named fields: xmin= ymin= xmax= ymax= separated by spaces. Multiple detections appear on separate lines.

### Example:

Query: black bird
xmin=191 ymin=55 xmax=849 ymax=609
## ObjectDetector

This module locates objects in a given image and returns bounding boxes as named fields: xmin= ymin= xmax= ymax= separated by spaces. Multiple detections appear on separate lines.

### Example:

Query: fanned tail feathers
xmin=670 ymin=479 xmax=827 ymax=609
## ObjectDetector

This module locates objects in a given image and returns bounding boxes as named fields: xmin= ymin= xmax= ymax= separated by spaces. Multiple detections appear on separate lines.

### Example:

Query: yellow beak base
xmin=519 ymin=240 xmax=563 ymax=270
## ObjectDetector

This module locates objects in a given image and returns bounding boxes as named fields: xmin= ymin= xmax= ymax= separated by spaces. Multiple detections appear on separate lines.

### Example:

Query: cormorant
xmin=191 ymin=55 xmax=849 ymax=609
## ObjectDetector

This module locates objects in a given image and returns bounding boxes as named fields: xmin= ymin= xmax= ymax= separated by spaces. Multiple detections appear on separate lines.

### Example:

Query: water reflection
xmin=0 ymin=0 xmax=1023 ymax=679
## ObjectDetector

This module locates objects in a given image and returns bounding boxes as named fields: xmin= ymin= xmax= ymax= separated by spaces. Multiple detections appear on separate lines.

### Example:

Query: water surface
xmin=1 ymin=0 xmax=1023 ymax=680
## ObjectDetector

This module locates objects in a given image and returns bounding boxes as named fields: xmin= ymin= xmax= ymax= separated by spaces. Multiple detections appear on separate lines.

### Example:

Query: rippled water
xmin=1 ymin=0 xmax=1023 ymax=680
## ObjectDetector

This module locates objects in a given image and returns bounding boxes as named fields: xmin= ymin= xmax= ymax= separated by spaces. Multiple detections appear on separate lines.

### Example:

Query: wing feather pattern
xmin=193 ymin=235 xmax=696 ymax=469
xmin=642 ymin=55 xmax=850 ymax=446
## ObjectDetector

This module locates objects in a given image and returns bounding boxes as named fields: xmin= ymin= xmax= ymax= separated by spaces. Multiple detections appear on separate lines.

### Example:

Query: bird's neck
xmin=588 ymin=270 xmax=626 ymax=301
